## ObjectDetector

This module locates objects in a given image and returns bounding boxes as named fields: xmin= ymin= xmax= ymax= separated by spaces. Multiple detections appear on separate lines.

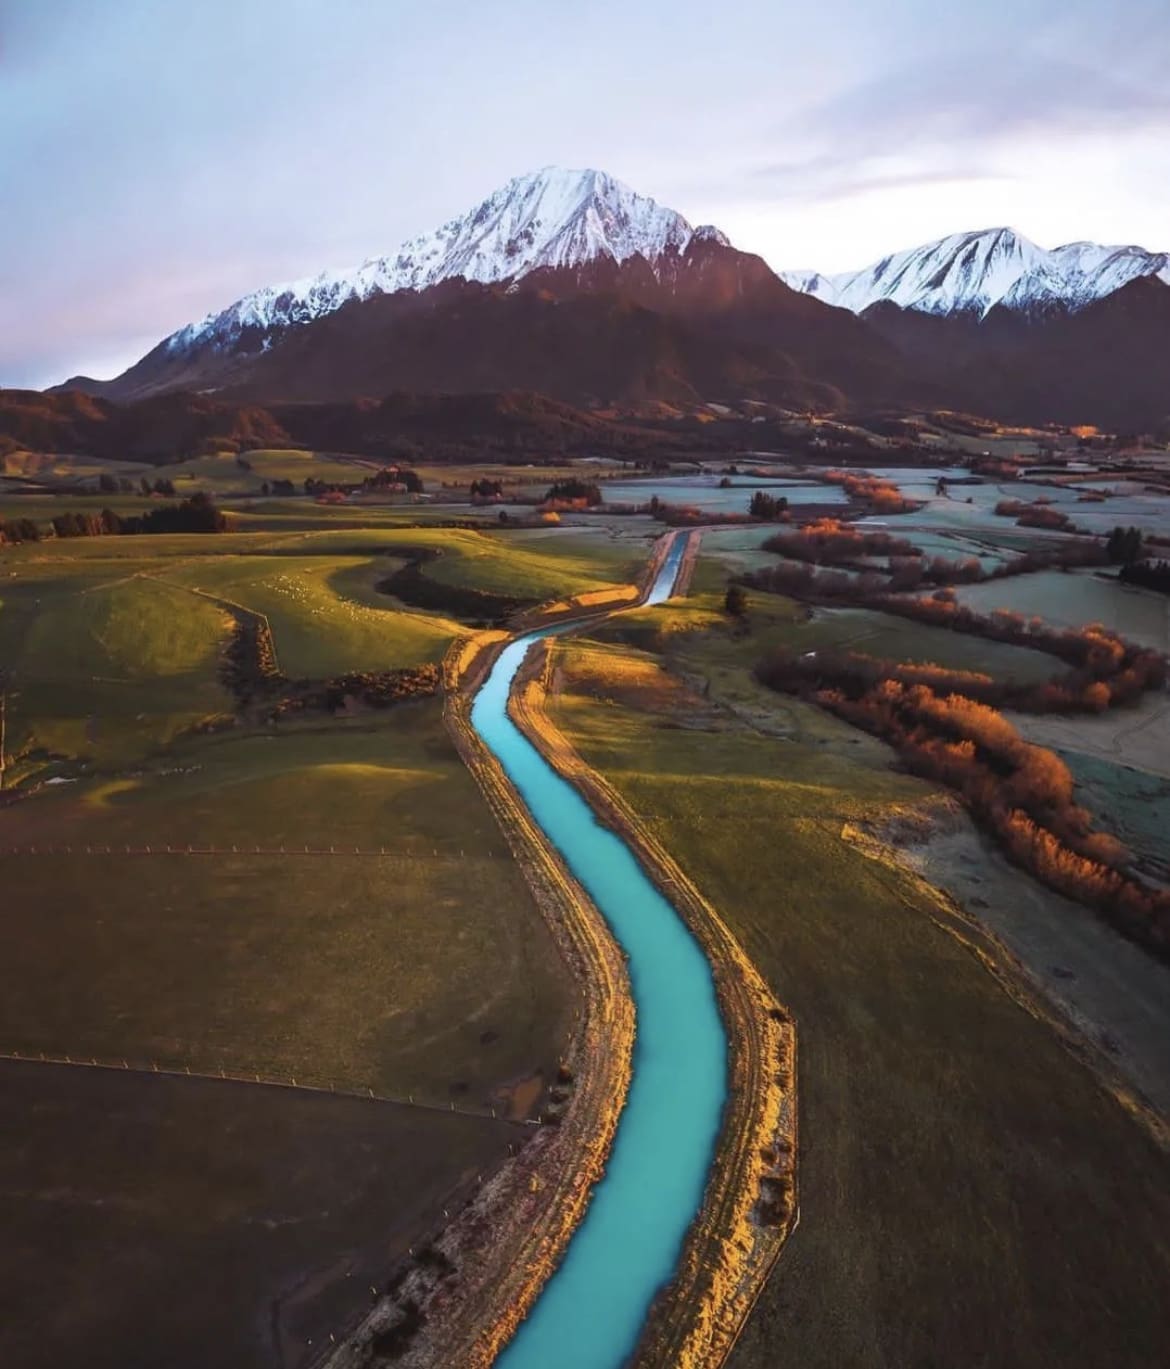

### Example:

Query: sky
xmin=3 ymin=0 xmax=1169 ymax=388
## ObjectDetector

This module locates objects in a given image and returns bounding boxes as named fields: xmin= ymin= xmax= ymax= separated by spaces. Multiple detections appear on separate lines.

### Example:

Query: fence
xmin=0 ymin=1048 xmax=538 ymax=1127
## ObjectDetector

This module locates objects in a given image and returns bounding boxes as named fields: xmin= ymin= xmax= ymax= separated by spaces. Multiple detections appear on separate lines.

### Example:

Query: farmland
xmin=0 ymin=1061 xmax=519 ymax=1369
xmin=544 ymin=628 xmax=1170 ymax=1369
xmin=4 ymin=455 xmax=1170 ymax=1369
xmin=0 ymin=509 xmax=639 ymax=1367
xmin=596 ymin=571 xmax=1062 ymax=687
xmin=0 ymin=520 xmax=637 ymax=785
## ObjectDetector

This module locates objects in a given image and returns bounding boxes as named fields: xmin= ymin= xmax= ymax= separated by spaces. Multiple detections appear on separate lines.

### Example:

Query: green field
xmin=1 ymin=451 xmax=151 ymax=481
xmin=0 ymin=560 xmax=235 ymax=779
xmin=162 ymin=552 xmax=461 ymax=677
xmin=600 ymin=574 xmax=1061 ymax=687
xmin=548 ymin=632 xmax=1170 ymax=1369
xmin=1 ymin=702 xmax=574 ymax=1104
xmin=0 ymin=504 xmax=617 ymax=1369
xmin=0 ymin=523 xmax=637 ymax=785
xmin=164 ymin=447 xmax=380 ymax=495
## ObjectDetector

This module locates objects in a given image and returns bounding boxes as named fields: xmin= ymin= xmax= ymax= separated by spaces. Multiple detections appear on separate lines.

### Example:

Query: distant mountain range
xmin=780 ymin=229 xmax=1170 ymax=319
xmin=53 ymin=168 xmax=1170 ymax=431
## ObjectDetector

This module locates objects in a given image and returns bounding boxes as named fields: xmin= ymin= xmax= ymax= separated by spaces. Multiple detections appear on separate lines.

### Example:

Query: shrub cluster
xmin=994 ymin=498 xmax=1074 ymax=531
xmin=761 ymin=519 xmax=1104 ymax=591
xmin=0 ymin=516 xmax=41 ymax=544
xmin=821 ymin=470 xmax=915 ymax=513
xmin=748 ymin=490 xmax=789 ymax=520
xmin=274 ymin=665 xmax=440 ymax=716
xmin=760 ymin=669 xmax=1170 ymax=959
xmin=763 ymin=518 xmax=918 ymax=564
xmin=544 ymin=478 xmax=602 ymax=506
xmin=758 ymin=624 xmax=1164 ymax=718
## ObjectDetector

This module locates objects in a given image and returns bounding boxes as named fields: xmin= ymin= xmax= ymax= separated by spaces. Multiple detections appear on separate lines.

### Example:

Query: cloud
xmin=810 ymin=51 xmax=1170 ymax=144
xmin=749 ymin=156 xmax=1007 ymax=205
xmin=756 ymin=49 xmax=1170 ymax=205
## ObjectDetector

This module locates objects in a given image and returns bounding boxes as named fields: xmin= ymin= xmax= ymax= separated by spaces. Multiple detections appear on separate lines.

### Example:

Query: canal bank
xmin=325 ymin=532 xmax=796 ymax=1369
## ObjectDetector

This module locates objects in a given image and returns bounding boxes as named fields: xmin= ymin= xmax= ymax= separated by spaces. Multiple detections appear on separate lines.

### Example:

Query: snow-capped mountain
xmin=166 ymin=167 xmax=729 ymax=354
xmin=782 ymin=228 xmax=1170 ymax=319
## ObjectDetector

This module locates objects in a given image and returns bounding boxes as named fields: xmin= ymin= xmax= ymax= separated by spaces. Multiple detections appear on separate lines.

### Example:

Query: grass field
xmin=1 ymin=451 xmax=151 ymax=481
xmin=165 ymin=447 xmax=380 ymax=495
xmin=0 ymin=1061 xmax=518 ymax=1369
xmin=1057 ymin=748 xmax=1170 ymax=877
xmin=0 ymin=503 xmax=660 ymax=1369
xmin=600 ymin=574 xmax=1061 ymax=685
xmin=163 ymin=552 xmax=461 ymax=677
xmin=0 ymin=507 xmax=609 ymax=1369
xmin=1 ymin=523 xmax=636 ymax=785
xmin=0 ymin=560 xmax=235 ymax=781
xmin=1 ymin=702 xmax=574 ymax=1104
xmin=957 ymin=568 xmax=1170 ymax=651
xmin=548 ymin=632 xmax=1170 ymax=1369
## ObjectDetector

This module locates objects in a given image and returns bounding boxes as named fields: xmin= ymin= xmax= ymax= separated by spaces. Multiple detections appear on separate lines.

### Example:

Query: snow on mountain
xmin=781 ymin=229 xmax=1170 ymax=319
xmin=166 ymin=168 xmax=708 ymax=354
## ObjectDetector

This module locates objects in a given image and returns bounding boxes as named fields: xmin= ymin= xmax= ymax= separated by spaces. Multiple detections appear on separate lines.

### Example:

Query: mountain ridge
xmin=163 ymin=167 xmax=729 ymax=357
xmin=46 ymin=166 xmax=1170 ymax=430
xmin=82 ymin=168 xmax=907 ymax=413
xmin=781 ymin=227 xmax=1170 ymax=319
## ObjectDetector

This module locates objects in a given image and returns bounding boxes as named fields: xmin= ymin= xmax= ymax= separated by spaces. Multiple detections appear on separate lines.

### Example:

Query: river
xmin=470 ymin=535 xmax=728 ymax=1368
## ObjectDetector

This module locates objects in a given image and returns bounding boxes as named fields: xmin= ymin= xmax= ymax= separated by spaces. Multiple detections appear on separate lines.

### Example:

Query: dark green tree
xmin=724 ymin=583 xmax=748 ymax=617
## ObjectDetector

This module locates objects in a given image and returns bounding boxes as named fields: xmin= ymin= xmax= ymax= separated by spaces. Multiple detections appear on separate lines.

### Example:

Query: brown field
xmin=0 ymin=1061 xmax=520 ymax=1369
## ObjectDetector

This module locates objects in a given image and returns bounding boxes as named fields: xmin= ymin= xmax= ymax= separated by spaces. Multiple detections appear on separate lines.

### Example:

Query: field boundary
xmin=0 ymin=843 xmax=497 ymax=857
xmin=0 ymin=1051 xmax=529 ymax=1125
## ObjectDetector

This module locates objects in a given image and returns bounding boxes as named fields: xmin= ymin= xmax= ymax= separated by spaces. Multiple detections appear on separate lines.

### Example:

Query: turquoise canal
xmin=471 ymin=536 xmax=728 ymax=1368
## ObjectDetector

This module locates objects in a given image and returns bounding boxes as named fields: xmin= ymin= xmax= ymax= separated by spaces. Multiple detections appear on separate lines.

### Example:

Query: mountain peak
xmin=781 ymin=226 xmax=1168 ymax=319
xmin=164 ymin=166 xmax=705 ymax=355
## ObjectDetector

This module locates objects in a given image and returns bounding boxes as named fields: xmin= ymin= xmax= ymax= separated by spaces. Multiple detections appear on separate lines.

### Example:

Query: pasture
xmin=547 ymin=632 xmax=1170 ymax=1369
xmin=0 ymin=507 xmax=612 ymax=1369
xmin=165 ymin=447 xmax=379 ymax=495
xmin=599 ymin=575 xmax=1061 ymax=687
xmin=0 ymin=559 xmax=235 ymax=782
xmin=0 ymin=702 xmax=575 ymax=1105
xmin=0 ymin=522 xmax=639 ymax=785
xmin=956 ymin=568 xmax=1170 ymax=651
xmin=0 ymin=1061 xmax=518 ymax=1369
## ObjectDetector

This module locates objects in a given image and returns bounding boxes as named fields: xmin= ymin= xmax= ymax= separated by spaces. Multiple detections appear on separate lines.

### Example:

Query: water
xmin=471 ymin=536 xmax=728 ymax=1368
xmin=600 ymin=474 xmax=846 ymax=514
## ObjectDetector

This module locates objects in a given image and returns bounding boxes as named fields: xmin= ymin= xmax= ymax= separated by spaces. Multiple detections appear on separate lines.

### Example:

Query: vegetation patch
xmin=546 ymin=633 xmax=1170 ymax=1369
xmin=377 ymin=549 xmax=530 ymax=624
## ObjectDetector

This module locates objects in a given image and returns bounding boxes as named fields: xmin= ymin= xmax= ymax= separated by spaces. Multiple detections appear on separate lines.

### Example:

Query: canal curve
xmin=470 ymin=536 xmax=728 ymax=1368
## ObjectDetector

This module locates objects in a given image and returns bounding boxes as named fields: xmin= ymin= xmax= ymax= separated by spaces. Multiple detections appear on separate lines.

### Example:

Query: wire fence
xmin=0 ymin=843 xmax=497 ymax=858
xmin=0 ymin=1048 xmax=538 ymax=1127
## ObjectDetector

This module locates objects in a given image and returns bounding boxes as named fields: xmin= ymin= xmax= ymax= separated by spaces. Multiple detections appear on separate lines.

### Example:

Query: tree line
xmin=1119 ymin=559 xmax=1170 ymax=595
xmin=760 ymin=519 xmax=1107 ymax=592
xmin=544 ymin=478 xmax=602 ymax=506
xmin=755 ymin=666 xmax=1170 ymax=961
xmin=1 ymin=493 xmax=227 ymax=544
xmin=97 ymin=473 xmax=177 ymax=496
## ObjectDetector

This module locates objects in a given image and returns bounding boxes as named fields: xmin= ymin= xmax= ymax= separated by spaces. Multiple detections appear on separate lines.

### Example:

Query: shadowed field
xmin=0 ymin=1061 xmax=519 ymax=1369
